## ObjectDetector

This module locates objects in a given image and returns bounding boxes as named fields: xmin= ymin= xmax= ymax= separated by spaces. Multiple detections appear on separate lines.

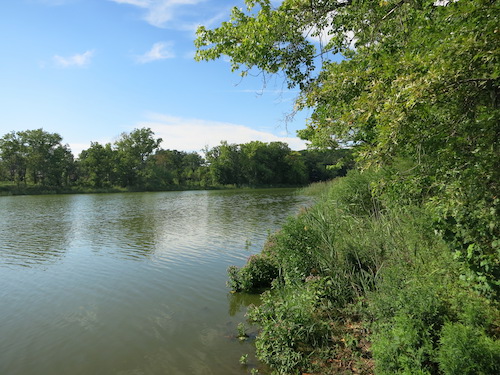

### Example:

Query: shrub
xmin=372 ymin=314 xmax=435 ymax=375
xmin=370 ymin=278 xmax=448 ymax=374
xmin=437 ymin=322 xmax=500 ymax=375
xmin=248 ymin=278 xmax=332 ymax=374
xmin=227 ymin=253 xmax=279 ymax=292
xmin=264 ymin=213 xmax=323 ymax=283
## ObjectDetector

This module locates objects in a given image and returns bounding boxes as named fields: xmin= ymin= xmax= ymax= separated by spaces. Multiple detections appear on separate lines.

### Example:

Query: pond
xmin=0 ymin=189 xmax=310 ymax=375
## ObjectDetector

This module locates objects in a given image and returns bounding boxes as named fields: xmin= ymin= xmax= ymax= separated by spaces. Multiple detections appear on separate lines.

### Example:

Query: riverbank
xmin=0 ymin=182 xmax=307 ymax=197
xmin=230 ymin=170 xmax=500 ymax=374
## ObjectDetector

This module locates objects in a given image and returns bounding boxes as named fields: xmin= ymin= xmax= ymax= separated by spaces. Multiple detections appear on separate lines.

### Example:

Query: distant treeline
xmin=0 ymin=128 xmax=353 ymax=193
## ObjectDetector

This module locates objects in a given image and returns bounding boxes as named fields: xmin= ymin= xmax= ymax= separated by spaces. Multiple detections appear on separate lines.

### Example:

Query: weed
xmin=239 ymin=354 xmax=249 ymax=365
xmin=237 ymin=322 xmax=249 ymax=340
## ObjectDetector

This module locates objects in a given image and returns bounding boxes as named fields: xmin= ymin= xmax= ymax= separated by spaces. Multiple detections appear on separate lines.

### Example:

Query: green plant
xmin=227 ymin=253 xmax=279 ymax=292
xmin=264 ymin=213 xmax=322 ymax=283
xmin=239 ymin=354 xmax=249 ymax=365
xmin=248 ymin=279 xmax=332 ymax=374
xmin=326 ymin=169 xmax=382 ymax=217
xmin=437 ymin=322 xmax=500 ymax=375
xmin=237 ymin=322 xmax=249 ymax=340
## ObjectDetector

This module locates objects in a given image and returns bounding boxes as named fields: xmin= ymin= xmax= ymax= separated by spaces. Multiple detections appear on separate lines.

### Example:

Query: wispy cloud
xmin=138 ymin=113 xmax=307 ymax=152
xmin=111 ymin=0 xmax=149 ymax=6
xmin=136 ymin=42 xmax=175 ymax=63
xmin=109 ymin=0 xmax=206 ymax=28
xmin=53 ymin=50 xmax=94 ymax=68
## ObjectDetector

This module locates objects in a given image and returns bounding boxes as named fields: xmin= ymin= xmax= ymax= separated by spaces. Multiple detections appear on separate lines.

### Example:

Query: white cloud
xmin=53 ymin=50 xmax=94 ymax=68
xmin=109 ymin=0 xmax=205 ymax=28
xmin=137 ymin=113 xmax=307 ymax=152
xmin=68 ymin=142 xmax=94 ymax=157
xmin=136 ymin=42 xmax=175 ymax=63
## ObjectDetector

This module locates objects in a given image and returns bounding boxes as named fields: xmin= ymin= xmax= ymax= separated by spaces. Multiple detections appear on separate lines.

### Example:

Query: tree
xmin=204 ymin=141 xmax=242 ymax=186
xmin=0 ymin=131 xmax=27 ymax=185
xmin=195 ymin=1 xmax=500 ymax=295
xmin=240 ymin=141 xmax=275 ymax=185
xmin=180 ymin=152 xmax=205 ymax=185
xmin=149 ymin=149 xmax=205 ymax=187
xmin=78 ymin=142 xmax=116 ymax=188
xmin=114 ymin=128 xmax=162 ymax=187
xmin=16 ymin=129 xmax=74 ymax=186
xmin=283 ymin=150 xmax=308 ymax=185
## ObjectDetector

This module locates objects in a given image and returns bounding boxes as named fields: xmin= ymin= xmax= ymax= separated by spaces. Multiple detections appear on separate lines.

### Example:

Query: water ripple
xmin=0 ymin=189 xmax=310 ymax=375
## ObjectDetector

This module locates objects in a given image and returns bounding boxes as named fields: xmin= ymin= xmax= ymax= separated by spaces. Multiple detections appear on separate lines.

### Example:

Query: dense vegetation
xmin=195 ymin=0 xmax=499 ymax=374
xmin=0 ymin=127 xmax=350 ymax=195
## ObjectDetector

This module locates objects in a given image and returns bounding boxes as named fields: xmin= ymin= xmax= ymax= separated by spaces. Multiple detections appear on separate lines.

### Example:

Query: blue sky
xmin=0 ymin=0 xmax=316 ymax=156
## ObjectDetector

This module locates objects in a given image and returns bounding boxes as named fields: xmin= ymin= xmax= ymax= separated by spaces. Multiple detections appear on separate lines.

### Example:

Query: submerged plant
xmin=237 ymin=322 xmax=249 ymax=340
xmin=239 ymin=353 xmax=249 ymax=365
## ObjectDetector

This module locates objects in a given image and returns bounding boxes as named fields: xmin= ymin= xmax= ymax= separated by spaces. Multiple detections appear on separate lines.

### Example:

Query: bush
xmin=368 ymin=205 xmax=500 ymax=374
xmin=248 ymin=278 xmax=332 ymax=374
xmin=264 ymin=213 xmax=323 ymax=283
xmin=227 ymin=253 xmax=279 ymax=292
xmin=437 ymin=322 xmax=500 ymax=375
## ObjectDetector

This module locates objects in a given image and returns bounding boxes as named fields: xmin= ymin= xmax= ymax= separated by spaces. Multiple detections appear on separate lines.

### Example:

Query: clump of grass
xmin=296 ymin=180 xmax=334 ymax=198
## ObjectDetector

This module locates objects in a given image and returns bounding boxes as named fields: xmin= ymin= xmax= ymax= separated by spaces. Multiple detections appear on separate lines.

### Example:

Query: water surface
xmin=0 ymin=189 xmax=309 ymax=375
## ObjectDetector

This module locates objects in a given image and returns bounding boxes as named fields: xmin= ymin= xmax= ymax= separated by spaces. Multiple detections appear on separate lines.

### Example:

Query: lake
xmin=0 ymin=189 xmax=310 ymax=375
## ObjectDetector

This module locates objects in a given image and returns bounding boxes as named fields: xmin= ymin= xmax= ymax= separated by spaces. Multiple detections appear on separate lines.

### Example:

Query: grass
xmin=228 ymin=169 xmax=500 ymax=375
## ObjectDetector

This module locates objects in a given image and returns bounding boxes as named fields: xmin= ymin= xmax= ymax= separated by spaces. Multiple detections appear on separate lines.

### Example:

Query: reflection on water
xmin=0 ymin=189 xmax=309 ymax=375
xmin=228 ymin=292 xmax=261 ymax=317
xmin=0 ymin=195 xmax=75 ymax=266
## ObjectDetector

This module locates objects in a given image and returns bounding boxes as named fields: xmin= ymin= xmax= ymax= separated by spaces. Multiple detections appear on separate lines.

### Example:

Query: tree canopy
xmin=0 ymin=128 xmax=349 ymax=193
xmin=195 ymin=0 xmax=499 ymax=295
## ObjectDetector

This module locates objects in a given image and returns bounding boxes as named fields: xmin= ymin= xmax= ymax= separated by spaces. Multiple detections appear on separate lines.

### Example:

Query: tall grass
xmin=229 ymin=170 xmax=500 ymax=374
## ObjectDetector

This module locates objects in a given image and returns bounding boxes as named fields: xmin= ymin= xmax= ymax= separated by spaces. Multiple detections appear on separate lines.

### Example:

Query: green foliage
xmin=248 ymin=279 xmax=332 ymax=374
xmin=0 ymin=128 xmax=74 ymax=187
xmin=372 ymin=314 xmax=435 ymax=375
xmin=148 ymin=149 xmax=206 ymax=188
xmin=226 ymin=169 xmax=500 ymax=374
xmin=237 ymin=322 xmax=249 ymax=340
xmin=78 ymin=142 xmax=116 ymax=188
xmin=265 ymin=170 xmax=387 ymax=304
xmin=371 ymin=280 xmax=447 ymax=374
xmin=239 ymin=353 xmax=249 ymax=365
xmin=264 ymin=213 xmax=322 ymax=283
xmin=227 ymin=253 xmax=279 ymax=293
xmin=437 ymin=323 xmax=500 ymax=375
xmin=2 ymin=129 xmax=343 ymax=193
xmin=196 ymin=0 xmax=500 ymax=300
xmin=114 ymin=127 xmax=162 ymax=187
xmin=0 ymin=131 xmax=27 ymax=185
xmin=367 ymin=201 xmax=500 ymax=374
xmin=300 ymin=148 xmax=354 ymax=182
xmin=326 ymin=169 xmax=381 ymax=217
xmin=204 ymin=141 xmax=243 ymax=186
xmin=203 ymin=140 xmax=326 ymax=187
xmin=197 ymin=0 xmax=500 ymax=365
xmin=195 ymin=0 xmax=318 ymax=89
